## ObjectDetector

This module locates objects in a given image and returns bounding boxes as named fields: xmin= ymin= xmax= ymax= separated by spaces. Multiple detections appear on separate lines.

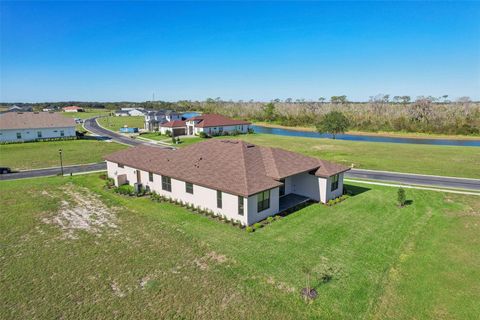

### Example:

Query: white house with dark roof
xmin=104 ymin=140 xmax=350 ymax=225
xmin=0 ymin=112 xmax=76 ymax=142
xmin=185 ymin=114 xmax=250 ymax=136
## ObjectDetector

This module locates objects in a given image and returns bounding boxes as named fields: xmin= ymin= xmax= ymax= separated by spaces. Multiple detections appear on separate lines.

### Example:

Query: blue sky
xmin=1 ymin=1 xmax=479 ymax=102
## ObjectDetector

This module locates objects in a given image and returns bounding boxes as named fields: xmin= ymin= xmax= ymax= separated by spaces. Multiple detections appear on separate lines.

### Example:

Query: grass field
xmin=60 ymin=109 xmax=112 ymax=120
xmin=0 ymin=140 xmax=126 ymax=170
xmin=0 ymin=174 xmax=478 ymax=319
xmin=140 ymin=133 xmax=203 ymax=147
xmin=218 ymin=134 xmax=480 ymax=179
xmin=97 ymin=116 xmax=144 ymax=132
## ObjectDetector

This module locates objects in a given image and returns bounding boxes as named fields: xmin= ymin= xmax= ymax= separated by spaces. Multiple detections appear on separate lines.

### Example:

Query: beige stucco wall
xmin=107 ymin=161 xmax=248 ymax=225
xmin=0 ymin=126 xmax=76 ymax=142
xmin=247 ymin=187 xmax=280 ymax=225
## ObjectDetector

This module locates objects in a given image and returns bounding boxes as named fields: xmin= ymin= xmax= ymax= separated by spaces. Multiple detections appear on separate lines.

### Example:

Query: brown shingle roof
xmin=160 ymin=120 xmax=186 ymax=128
xmin=0 ymin=112 xmax=76 ymax=130
xmin=187 ymin=114 xmax=250 ymax=128
xmin=105 ymin=140 xmax=350 ymax=197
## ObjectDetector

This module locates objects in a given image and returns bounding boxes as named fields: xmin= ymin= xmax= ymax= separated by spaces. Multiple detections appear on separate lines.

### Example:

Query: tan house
xmin=63 ymin=106 xmax=84 ymax=112
xmin=159 ymin=120 xmax=186 ymax=135
xmin=104 ymin=140 xmax=349 ymax=225
xmin=0 ymin=112 xmax=76 ymax=142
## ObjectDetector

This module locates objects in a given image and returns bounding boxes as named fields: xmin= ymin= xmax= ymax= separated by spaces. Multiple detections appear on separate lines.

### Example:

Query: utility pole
xmin=59 ymin=149 xmax=64 ymax=176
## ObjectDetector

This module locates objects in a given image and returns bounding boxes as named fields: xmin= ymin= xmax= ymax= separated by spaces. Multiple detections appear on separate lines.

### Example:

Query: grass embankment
xmin=220 ymin=134 xmax=480 ymax=179
xmin=61 ymin=109 xmax=112 ymax=120
xmin=253 ymin=122 xmax=480 ymax=140
xmin=97 ymin=116 xmax=144 ymax=132
xmin=0 ymin=140 xmax=126 ymax=170
xmin=140 ymin=132 xmax=203 ymax=147
xmin=1 ymin=175 xmax=479 ymax=319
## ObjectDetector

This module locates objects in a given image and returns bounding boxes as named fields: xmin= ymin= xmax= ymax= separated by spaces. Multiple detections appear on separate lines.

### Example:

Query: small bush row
xmin=246 ymin=214 xmax=282 ymax=233
xmin=112 ymin=184 xmax=148 ymax=197
xmin=150 ymin=192 xmax=245 ymax=229
xmin=0 ymin=136 xmax=77 ymax=145
xmin=326 ymin=194 xmax=349 ymax=206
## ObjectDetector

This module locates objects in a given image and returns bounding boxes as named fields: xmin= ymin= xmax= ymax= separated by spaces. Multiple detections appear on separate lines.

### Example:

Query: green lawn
xmin=60 ymin=109 xmax=112 ymax=119
xmin=97 ymin=116 xmax=144 ymax=132
xmin=1 ymin=174 xmax=479 ymax=319
xmin=218 ymin=134 xmax=480 ymax=179
xmin=140 ymin=133 xmax=203 ymax=147
xmin=0 ymin=140 xmax=126 ymax=170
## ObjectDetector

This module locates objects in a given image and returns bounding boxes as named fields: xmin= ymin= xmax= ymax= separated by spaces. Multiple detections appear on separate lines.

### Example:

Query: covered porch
xmin=278 ymin=193 xmax=311 ymax=213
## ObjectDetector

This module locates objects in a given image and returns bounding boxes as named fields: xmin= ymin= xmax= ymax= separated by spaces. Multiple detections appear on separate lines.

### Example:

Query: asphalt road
xmin=346 ymin=169 xmax=480 ymax=191
xmin=0 ymin=163 xmax=107 ymax=181
xmin=2 ymin=117 xmax=479 ymax=191
xmin=83 ymin=117 xmax=173 ymax=148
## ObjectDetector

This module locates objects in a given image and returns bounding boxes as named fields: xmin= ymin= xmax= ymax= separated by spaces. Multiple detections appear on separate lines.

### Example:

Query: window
xmin=217 ymin=190 xmax=222 ymax=208
xmin=238 ymin=196 xmax=244 ymax=216
xmin=16 ymin=132 xmax=22 ymax=139
xmin=162 ymin=176 xmax=172 ymax=192
xmin=60 ymin=130 xmax=65 ymax=137
xmin=186 ymin=182 xmax=193 ymax=194
xmin=331 ymin=174 xmax=339 ymax=191
xmin=257 ymin=190 xmax=270 ymax=212
xmin=149 ymin=172 xmax=154 ymax=182
xmin=37 ymin=131 xmax=42 ymax=138
xmin=118 ymin=164 xmax=124 ymax=168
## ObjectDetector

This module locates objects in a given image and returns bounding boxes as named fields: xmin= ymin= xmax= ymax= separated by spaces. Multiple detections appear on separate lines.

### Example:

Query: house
xmin=114 ymin=110 xmax=130 ymax=117
xmin=42 ymin=107 xmax=58 ymax=112
xmin=144 ymin=110 xmax=182 ymax=131
xmin=185 ymin=114 xmax=250 ymax=136
xmin=7 ymin=105 xmax=33 ymax=112
xmin=0 ymin=112 xmax=76 ymax=142
xmin=63 ymin=106 xmax=84 ymax=112
xmin=159 ymin=120 xmax=186 ymax=135
xmin=104 ymin=140 xmax=350 ymax=225
xmin=126 ymin=109 xmax=146 ymax=117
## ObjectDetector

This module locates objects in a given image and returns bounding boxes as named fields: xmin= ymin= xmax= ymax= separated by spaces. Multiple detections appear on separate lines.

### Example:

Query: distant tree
xmin=262 ymin=102 xmax=276 ymax=121
xmin=457 ymin=96 xmax=472 ymax=104
xmin=397 ymin=188 xmax=406 ymax=207
xmin=318 ymin=97 xmax=326 ymax=103
xmin=330 ymin=95 xmax=348 ymax=104
xmin=316 ymin=111 xmax=349 ymax=139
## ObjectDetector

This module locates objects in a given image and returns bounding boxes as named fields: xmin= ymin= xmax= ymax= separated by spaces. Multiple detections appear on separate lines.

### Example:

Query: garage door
xmin=173 ymin=128 xmax=186 ymax=136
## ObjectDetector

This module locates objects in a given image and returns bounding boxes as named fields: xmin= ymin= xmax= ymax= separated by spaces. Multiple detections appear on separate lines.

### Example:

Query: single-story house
xmin=0 ymin=112 xmax=76 ymax=142
xmin=144 ymin=110 xmax=182 ymax=131
xmin=159 ymin=120 xmax=186 ymax=135
xmin=42 ymin=107 xmax=58 ymax=112
xmin=7 ymin=105 xmax=33 ymax=112
xmin=114 ymin=110 xmax=130 ymax=117
xmin=63 ymin=106 xmax=84 ymax=112
xmin=105 ymin=140 xmax=350 ymax=225
xmin=185 ymin=114 xmax=250 ymax=136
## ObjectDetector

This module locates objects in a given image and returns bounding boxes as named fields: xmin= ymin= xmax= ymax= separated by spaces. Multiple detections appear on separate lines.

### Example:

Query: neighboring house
xmin=144 ymin=110 xmax=182 ymax=131
xmin=7 ymin=105 xmax=33 ymax=112
xmin=105 ymin=140 xmax=350 ymax=225
xmin=159 ymin=120 xmax=186 ymax=135
xmin=63 ymin=106 xmax=84 ymax=112
xmin=121 ymin=107 xmax=144 ymax=111
xmin=42 ymin=107 xmax=58 ymax=112
xmin=114 ymin=110 xmax=130 ymax=117
xmin=185 ymin=114 xmax=250 ymax=136
xmin=0 ymin=112 xmax=76 ymax=142
xmin=126 ymin=109 xmax=146 ymax=117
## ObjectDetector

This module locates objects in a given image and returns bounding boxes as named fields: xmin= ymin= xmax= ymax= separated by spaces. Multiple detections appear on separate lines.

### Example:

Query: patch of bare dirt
xmin=193 ymin=251 xmax=228 ymax=270
xmin=42 ymin=183 xmax=118 ymax=239
xmin=111 ymin=281 xmax=126 ymax=297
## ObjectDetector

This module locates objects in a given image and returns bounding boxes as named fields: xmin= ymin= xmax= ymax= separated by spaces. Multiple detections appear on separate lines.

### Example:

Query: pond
xmin=252 ymin=125 xmax=480 ymax=147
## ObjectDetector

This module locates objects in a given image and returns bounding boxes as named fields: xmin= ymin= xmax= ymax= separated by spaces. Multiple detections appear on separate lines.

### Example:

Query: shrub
xmin=246 ymin=226 xmax=254 ymax=233
xmin=165 ymin=129 xmax=172 ymax=137
xmin=266 ymin=216 xmax=274 ymax=223
xmin=199 ymin=131 xmax=208 ymax=138
xmin=274 ymin=215 xmax=282 ymax=221
xmin=327 ymin=199 xmax=335 ymax=206
xmin=334 ymin=197 xmax=341 ymax=204
xmin=247 ymin=127 xmax=255 ymax=134
xmin=253 ymin=223 xmax=262 ymax=230
xmin=98 ymin=173 xmax=107 ymax=180
xmin=114 ymin=184 xmax=135 ymax=196
xmin=104 ymin=178 xmax=115 ymax=189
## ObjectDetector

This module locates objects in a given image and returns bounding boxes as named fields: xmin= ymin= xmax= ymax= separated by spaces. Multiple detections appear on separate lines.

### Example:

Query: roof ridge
xmin=237 ymin=141 xmax=251 ymax=196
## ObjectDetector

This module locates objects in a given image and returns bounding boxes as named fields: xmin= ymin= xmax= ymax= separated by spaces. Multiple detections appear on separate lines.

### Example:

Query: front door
xmin=136 ymin=170 xmax=141 ymax=184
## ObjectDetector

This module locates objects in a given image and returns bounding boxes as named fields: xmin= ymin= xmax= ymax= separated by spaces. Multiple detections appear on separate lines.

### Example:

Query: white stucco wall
xmin=247 ymin=187 xmax=279 ymax=225
xmin=107 ymin=161 xmax=248 ymax=225
xmin=0 ymin=126 xmax=76 ymax=142
xmin=290 ymin=172 xmax=322 ymax=201
xmin=186 ymin=121 xmax=249 ymax=136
